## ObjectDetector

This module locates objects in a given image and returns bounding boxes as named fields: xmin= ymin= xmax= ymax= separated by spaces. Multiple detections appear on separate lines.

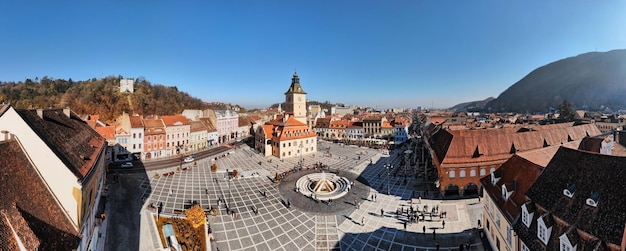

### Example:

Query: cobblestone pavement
xmin=138 ymin=141 xmax=485 ymax=251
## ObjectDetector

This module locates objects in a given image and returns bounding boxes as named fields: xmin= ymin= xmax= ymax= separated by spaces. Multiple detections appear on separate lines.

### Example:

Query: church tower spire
xmin=285 ymin=71 xmax=306 ymax=95
xmin=284 ymin=71 xmax=307 ymax=124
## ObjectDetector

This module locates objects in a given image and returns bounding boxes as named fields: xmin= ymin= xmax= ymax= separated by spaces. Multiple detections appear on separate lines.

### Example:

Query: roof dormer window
xmin=521 ymin=201 xmax=534 ymax=228
xmin=501 ymin=182 xmax=515 ymax=200
xmin=563 ymin=183 xmax=576 ymax=198
xmin=586 ymin=192 xmax=600 ymax=207
xmin=537 ymin=213 xmax=553 ymax=245
xmin=491 ymin=170 xmax=502 ymax=186
xmin=559 ymin=227 xmax=579 ymax=251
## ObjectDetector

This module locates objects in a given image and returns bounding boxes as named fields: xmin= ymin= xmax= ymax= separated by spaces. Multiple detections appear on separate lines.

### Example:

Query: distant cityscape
xmin=0 ymin=71 xmax=625 ymax=251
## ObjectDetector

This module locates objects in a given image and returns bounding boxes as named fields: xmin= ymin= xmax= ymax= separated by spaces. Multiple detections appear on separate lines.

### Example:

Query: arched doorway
xmin=146 ymin=152 xmax=152 ymax=159
xmin=464 ymin=183 xmax=479 ymax=196
xmin=445 ymin=184 xmax=460 ymax=196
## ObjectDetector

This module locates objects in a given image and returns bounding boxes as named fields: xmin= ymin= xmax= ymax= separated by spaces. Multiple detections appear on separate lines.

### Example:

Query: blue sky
xmin=1 ymin=1 xmax=625 ymax=109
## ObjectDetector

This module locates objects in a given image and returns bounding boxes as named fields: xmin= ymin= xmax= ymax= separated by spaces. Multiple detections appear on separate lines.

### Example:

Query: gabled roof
xmin=0 ymin=139 xmax=80 ymax=250
xmin=143 ymin=118 xmax=165 ymax=128
xmin=16 ymin=108 xmax=106 ymax=180
xmin=430 ymin=123 xmax=601 ymax=167
xmin=198 ymin=118 xmax=217 ymax=133
xmin=189 ymin=120 xmax=208 ymax=133
xmin=525 ymin=147 xmax=626 ymax=247
xmin=161 ymin=115 xmax=190 ymax=126
xmin=95 ymin=126 xmax=116 ymax=141
xmin=129 ymin=115 xmax=144 ymax=128
xmin=480 ymin=155 xmax=543 ymax=223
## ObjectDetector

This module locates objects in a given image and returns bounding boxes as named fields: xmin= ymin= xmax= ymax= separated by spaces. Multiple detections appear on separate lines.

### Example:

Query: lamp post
xmin=385 ymin=163 xmax=393 ymax=195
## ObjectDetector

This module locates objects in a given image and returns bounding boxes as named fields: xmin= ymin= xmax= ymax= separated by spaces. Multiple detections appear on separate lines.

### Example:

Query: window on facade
xmin=139 ymin=144 xmax=142 ymax=149
xmin=470 ymin=170 xmax=476 ymax=177
xmin=167 ymin=143 xmax=170 ymax=148
xmin=133 ymin=144 xmax=136 ymax=149
xmin=561 ymin=242 xmax=572 ymax=251
xmin=538 ymin=225 xmax=546 ymax=243
xmin=139 ymin=133 xmax=142 ymax=138
xmin=480 ymin=169 xmax=486 ymax=176
xmin=490 ymin=167 xmax=496 ymax=173
xmin=521 ymin=242 xmax=530 ymax=251
xmin=496 ymin=238 xmax=500 ymax=251
xmin=133 ymin=133 xmax=136 ymax=138
xmin=148 ymin=144 xmax=151 ymax=150
xmin=288 ymin=151 xmax=291 ymax=156
xmin=283 ymin=152 xmax=285 ymax=157
xmin=289 ymin=142 xmax=291 ymax=147
xmin=148 ymin=136 xmax=151 ymax=141
xmin=283 ymin=143 xmax=285 ymax=147
xmin=507 ymin=226 xmax=512 ymax=245
xmin=449 ymin=171 xmax=455 ymax=178
xmin=486 ymin=219 xmax=490 ymax=230
xmin=460 ymin=170 xmax=466 ymax=178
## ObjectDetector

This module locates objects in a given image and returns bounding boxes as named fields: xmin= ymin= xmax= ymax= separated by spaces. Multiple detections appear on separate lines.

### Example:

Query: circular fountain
xmin=296 ymin=171 xmax=350 ymax=200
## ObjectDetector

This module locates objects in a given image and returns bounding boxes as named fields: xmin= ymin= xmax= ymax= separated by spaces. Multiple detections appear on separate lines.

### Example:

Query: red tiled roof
xmin=190 ymin=121 xmax=208 ymax=132
xmin=95 ymin=126 xmax=116 ymax=140
xmin=480 ymin=155 xmax=543 ymax=223
xmin=161 ymin=115 xmax=190 ymax=126
xmin=143 ymin=118 xmax=165 ymax=128
xmin=432 ymin=123 xmax=600 ymax=167
xmin=0 ymin=140 xmax=80 ymax=250
xmin=198 ymin=118 xmax=217 ymax=132
xmin=130 ymin=115 xmax=143 ymax=128
xmin=16 ymin=108 xmax=106 ymax=179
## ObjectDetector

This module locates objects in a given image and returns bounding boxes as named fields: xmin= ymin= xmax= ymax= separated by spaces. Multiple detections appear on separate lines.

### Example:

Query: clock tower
xmin=284 ymin=71 xmax=308 ymax=124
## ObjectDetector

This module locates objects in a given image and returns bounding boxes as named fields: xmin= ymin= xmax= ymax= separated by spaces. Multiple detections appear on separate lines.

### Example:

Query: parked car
xmin=121 ymin=162 xmax=133 ymax=168
xmin=184 ymin=156 xmax=194 ymax=163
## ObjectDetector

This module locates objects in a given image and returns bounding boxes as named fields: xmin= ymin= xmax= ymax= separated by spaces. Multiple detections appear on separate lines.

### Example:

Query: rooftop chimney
xmin=1 ymin=130 xmax=9 ymax=141
xmin=37 ymin=109 xmax=43 ymax=119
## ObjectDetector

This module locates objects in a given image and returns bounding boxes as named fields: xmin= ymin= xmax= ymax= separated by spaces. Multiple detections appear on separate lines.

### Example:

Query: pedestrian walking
xmin=380 ymin=208 xmax=384 ymax=217
xmin=403 ymin=221 xmax=407 ymax=231
xmin=436 ymin=242 xmax=440 ymax=251
xmin=423 ymin=225 xmax=426 ymax=234
xmin=287 ymin=198 xmax=291 ymax=208
xmin=433 ymin=229 xmax=436 ymax=239
xmin=361 ymin=217 xmax=365 ymax=226
xmin=442 ymin=220 xmax=446 ymax=229
xmin=354 ymin=199 xmax=358 ymax=208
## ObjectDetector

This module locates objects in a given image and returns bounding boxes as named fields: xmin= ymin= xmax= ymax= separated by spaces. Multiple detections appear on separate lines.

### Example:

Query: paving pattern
xmin=139 ymin=141 xmax=486 ymax=251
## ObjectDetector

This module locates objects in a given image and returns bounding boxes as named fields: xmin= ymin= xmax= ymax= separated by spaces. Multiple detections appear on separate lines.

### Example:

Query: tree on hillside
xmin=559 ymin=99 xmax=575 ymax=121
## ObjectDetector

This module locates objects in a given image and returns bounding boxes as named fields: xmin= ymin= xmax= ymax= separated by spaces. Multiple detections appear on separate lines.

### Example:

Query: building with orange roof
xmin=255 ymin=72 xmax=317 ymax=158
xmin=426 ymin=122 xmax=601 ymax=197
xmin=189 ymin=120 xmax=209 ymax=151
xmin=143 ymin=116 xmax=167 ymax=159
xmin=95 ymin=125 xmax=116 ymax=146
xmin=363 ymin=115 xmax=387 ymax=138
xmin=161 ymin=115 xmax=191 ymax=155
xmin=199 ymin=117 xmax=219 ymax=146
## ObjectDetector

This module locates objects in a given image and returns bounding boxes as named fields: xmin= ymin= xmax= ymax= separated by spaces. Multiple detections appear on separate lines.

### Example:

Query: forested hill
xmin=486 ymin=49 xmax=626 ymax=112
xmin=0 ymin=76 xmax=209 ymax=123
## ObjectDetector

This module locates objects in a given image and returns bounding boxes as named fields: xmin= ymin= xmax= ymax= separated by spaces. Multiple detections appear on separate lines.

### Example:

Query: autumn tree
xmin=185 ymin=204 xmax=206 ymax=229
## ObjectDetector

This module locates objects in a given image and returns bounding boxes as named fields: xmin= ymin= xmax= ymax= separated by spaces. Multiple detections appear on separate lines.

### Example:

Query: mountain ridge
xmin=486 ymin=49 xmax=626 ymax=112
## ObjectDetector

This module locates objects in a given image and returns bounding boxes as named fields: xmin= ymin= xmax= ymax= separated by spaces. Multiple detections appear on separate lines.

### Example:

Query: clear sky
xmin=1 ymin=1 xmax=624 ymax=109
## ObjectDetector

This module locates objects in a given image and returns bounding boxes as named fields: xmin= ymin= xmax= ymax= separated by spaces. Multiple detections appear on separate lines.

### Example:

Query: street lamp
xmin=385 ymin=163 xmax=393 ymax=195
